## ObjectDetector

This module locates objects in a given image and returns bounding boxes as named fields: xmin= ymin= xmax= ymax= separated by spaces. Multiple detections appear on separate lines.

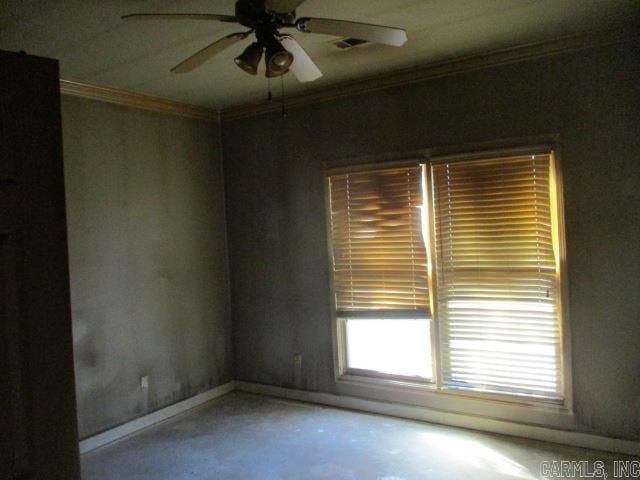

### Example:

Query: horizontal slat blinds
xmin=432 ymin=154 xmax=563 ymax=400
xmin=328 ymin=166 xmax=429 ymax=312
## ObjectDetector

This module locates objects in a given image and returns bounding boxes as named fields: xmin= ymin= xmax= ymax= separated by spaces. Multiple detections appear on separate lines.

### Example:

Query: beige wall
xmin=62 ymin=97 xmax=232 ymax=438
xmin=221 ymin=39 xmax=640 ymax=440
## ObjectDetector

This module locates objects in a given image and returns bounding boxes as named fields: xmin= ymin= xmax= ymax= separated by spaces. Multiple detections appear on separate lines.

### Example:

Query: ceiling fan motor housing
xmin=235 ymin=0 xmax=296 ymax=30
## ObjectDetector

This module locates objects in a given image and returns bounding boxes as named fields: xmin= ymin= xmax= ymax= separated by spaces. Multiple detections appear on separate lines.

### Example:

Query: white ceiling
xmin=1 ymin=0 xmax=638 ymax=109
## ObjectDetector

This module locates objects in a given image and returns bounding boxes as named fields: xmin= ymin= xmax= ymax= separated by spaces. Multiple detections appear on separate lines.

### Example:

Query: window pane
xmin=432 ymin=153 xmax=564 ymax=400
xmin=328 ymin=166 xmax=429 ymax=311
xmin=345 ymin=319 xmax=432 ymax=379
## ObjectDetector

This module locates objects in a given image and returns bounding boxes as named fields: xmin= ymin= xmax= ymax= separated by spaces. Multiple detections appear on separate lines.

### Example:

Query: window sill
xmin=339 ymin=372 xmax=436 ymax=392
xmin=334 ymin=372 xmax=574 ymax=430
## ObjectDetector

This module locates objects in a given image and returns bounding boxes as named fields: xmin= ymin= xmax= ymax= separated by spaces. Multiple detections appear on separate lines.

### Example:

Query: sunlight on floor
xmin=419 ymin=431 xmax=538 ymax=480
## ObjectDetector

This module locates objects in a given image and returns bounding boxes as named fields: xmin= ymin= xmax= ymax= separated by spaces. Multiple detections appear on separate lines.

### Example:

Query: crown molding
xmin=221 ymin=28 xmax=638 ymax=122
xmin=59 ymin=79 xmax=219 ymax=122
xmin=58 ymin=28 xmax=637 ymax=124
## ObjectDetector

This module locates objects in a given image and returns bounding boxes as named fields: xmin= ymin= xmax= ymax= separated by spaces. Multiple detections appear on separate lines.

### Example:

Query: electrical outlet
xmin=140 ymin=375 xmax=149 ymax=389
xmin=293 ymin=353 xmax=302 ymax=388
xmin=293 ymin=353 xmax=302 ymax=371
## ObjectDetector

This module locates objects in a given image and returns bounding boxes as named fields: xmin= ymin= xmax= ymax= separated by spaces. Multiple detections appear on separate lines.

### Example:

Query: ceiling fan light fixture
xmin=234 ymin=42 xmax=264 ymax=75
xmin=265 ymin=38 xmax=294 ymax=78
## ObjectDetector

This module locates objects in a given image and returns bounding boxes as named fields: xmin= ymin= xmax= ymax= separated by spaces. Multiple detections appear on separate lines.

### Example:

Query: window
xmin=328 ymin=166 xmax=432 ymax=381
xmin=327 ymin=149 xmax=567 ymax=403
xmin=432 ymin=152 xmax=564 ymax=400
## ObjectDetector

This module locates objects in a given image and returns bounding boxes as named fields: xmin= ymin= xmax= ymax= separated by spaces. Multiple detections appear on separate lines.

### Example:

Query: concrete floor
xmin=81 ymin=392 xmax=637 ymax=480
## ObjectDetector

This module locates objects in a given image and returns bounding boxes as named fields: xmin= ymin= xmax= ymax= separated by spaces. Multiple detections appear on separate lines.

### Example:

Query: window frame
xmin=325 ymin=142 xmax=573 ymax=411
xmin=326 ymin=156 xmax=436 ymax=386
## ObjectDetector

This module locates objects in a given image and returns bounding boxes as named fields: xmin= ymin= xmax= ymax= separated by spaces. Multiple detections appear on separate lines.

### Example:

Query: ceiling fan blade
xmin=171 ymin=32 xmax=249 ymax=74
xmin=122 ymin=13 xmax=238 ymax=23
xmin=279 ymin=35 xmax=322 ymax=83
xmin=296 ymin=17 xmax=407 ymax=47
xmin=265 ymin=0 xmax=306 ymax=14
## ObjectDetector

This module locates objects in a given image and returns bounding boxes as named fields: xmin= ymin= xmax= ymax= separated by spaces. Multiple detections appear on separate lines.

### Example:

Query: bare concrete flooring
xmin=81 ymin=392 xmax=637 ymax=480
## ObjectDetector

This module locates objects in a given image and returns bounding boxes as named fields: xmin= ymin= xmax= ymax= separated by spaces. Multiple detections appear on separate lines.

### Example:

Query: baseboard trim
xmin=235 ymin=381 xmax=640 ymax=456
xmin=79 ymin=380 xmax=640 ymax=456
xmin=79 ymin=381 xmax=235 ymax=454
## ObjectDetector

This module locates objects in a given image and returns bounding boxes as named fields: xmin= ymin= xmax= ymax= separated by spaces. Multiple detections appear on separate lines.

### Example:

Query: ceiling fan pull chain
xmin=267 ymin=77 xmax=273 ymax=102
xmin=280 ymin=75 xmax=287 ymax=118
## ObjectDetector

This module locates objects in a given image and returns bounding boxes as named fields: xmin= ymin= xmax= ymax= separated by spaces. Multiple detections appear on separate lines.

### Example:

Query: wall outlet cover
xmin=293 ymin=354 xmax=302 ymax=370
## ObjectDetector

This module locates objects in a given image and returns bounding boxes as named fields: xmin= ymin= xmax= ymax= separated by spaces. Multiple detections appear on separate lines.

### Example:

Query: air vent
xmin=332 ymin=38 xmax=370 ymax=50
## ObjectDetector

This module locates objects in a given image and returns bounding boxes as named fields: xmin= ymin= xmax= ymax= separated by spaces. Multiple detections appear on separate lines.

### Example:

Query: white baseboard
xmin=79 ymin=381 xmax=235 ymax=454
xmin=79 ymin=380 xmax=639 ymax=457
xmin=235 ymin=381 xmax=640 ymax=457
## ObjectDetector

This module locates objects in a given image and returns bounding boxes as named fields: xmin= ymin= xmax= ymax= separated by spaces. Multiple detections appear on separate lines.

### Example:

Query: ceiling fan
xmin=122 ymin=0 xmax=408 ymax=83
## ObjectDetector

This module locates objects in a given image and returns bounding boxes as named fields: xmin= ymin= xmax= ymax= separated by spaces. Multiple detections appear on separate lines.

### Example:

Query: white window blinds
xmin=432 ymin=153 xmax=563 ymax=400
xmin=328 ymin=166 xmax=429 ymax=314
